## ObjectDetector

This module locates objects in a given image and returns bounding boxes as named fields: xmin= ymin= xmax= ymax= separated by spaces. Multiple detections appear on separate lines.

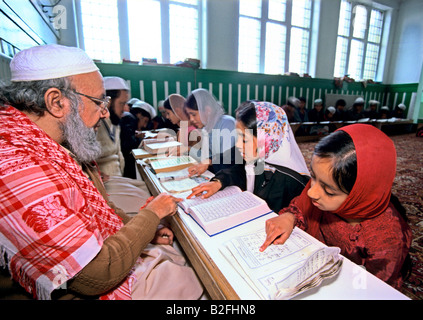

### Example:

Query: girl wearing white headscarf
xmin=184 ymin=88 xmax=236 ymax=175
xmin=188 ymin=101 xmax=310 ymax=213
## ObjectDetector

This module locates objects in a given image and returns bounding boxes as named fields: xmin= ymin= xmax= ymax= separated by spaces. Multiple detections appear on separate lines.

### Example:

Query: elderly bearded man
xmin=0 ymin=44 xmax=203 ymax=300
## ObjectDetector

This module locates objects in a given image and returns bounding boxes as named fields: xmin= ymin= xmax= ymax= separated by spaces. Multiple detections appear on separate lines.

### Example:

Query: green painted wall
xmin=97 ymin=62 xmax=418 ymax=120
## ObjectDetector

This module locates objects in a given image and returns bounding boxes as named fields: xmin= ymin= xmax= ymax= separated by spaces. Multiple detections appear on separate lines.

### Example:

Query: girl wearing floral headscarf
xmin=188 ymin=101 xmax=310 ymax=213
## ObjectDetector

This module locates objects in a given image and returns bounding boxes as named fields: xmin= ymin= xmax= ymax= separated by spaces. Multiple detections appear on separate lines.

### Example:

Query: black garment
xmin=213 ymin=152 xmax=310 ymax=213
xmin=346 ymin=109 xmax=366 ymax=121
xmin=364 ymin=110 xmax=380 ymax=119
xmin=209 ymin=144 xmax=241 ymax=174
xmin=308 ymin=108 xmax=325 ymax=123
xmin=333 ymin=109 xmax=347 ymax=121
xmin=120 ymin=112 xmax=142 ymax=179
xmin=152 ymin=115 xmax=178 ymax=131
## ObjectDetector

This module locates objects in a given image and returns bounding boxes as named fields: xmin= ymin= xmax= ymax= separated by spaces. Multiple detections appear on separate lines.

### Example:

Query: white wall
xmin=205 ymin=0 xmax=239 ymax=71
xmin=386 ymin=0 xmax=423 ymax=84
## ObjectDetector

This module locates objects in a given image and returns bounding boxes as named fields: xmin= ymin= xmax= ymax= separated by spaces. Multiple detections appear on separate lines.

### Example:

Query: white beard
xmin=60 ymin=105 xmax=102 ymax=163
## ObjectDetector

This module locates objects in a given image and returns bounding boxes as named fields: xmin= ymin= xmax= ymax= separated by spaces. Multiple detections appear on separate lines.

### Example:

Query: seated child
xmin=188 ymin=101 xmax=310 ymax=213
xmin=260 ymin=124 xmax=412 ymax=289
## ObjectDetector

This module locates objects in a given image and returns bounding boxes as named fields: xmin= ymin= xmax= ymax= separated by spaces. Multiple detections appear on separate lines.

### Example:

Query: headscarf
xmin=294 ymin=124 xmax=397 ymax=237
xmin=191 ymin=88 xmax=224 ymax=133
xmin=245 ymin=102 xmax=310 ymax=192
xmin=132 ymin=101 xmax=157 ymax=118
xmin=168 ymin=94 xmax=189 ymax=121
xmin=168 ymin=94 xmax=195 ymax=148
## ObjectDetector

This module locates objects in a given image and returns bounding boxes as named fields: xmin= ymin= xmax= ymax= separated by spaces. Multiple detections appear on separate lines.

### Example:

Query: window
xmin=78 ymin=0 xmax=200 ymax=64
xmin=334 ymin=0 xmax=385 ymax=81
xmin=238 ymin=0 xmax=314 ymax=75
xmin=169 ymin=0 xmax=199 ymax=63
xmin=79 ymin=0 xmax=121 ymax=63
xmin=127 ymin=0 xmax=162 ymax=63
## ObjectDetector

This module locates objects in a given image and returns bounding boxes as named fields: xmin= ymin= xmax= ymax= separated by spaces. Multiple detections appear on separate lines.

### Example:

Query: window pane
xmin=337 ymin=0 xmax=351 ymax=37
xmin=352 ymin=5 xmax=367 ymax=39
xmin=334 ymin=36 xmax=349 ymax=77
xmin=265 ymin=22 xmax=286 ymax=74
xmin=268 ymin=0 xmax=286 ymax=22
xmin=80 ymin=0 xmax=121 ymax=63
xmin=291 ymin=0 xmax=312 ymax=29
xmin=128 ymin=0 xmax=162 ymax=62
xmin=363 ymin=43 xmax=380 ymax=80
xmin=240 ymin=0 xmax=262 ymax=18
xmin=368 ymin=9 xmax=384 ymax=44
xmin=238 ymin=17 xmax=261 ymax=73
xmin=289 ymin=27 xmax=309 ymax=74
xmin=335 ymin=1 xmax=387 ymax=79
xmin=169 ymin=4 xmax=199 ymax=63
xmin=348 ymin=39 xmax=364 ymax=79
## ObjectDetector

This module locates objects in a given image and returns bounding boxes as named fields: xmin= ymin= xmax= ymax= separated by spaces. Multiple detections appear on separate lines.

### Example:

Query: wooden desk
xmin=136 ymin=159 xmax=410 ymax=300
xmin=137 ymin=160 xmax=239 ymax=299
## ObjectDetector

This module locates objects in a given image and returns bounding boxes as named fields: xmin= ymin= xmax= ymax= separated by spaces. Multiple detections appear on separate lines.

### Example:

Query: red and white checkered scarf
xmin=0 ymin=105 xmax=134 ymax=300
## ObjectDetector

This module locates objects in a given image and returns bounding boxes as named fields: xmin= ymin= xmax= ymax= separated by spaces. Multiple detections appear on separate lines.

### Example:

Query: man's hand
xmin=144 ymin=193 xmax=183 ymax=220
xmin=152 ymin=226 xmax=174 ymax=245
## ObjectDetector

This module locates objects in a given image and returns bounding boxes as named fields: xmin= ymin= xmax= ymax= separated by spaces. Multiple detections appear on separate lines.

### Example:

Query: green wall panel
xmin=96 ymin=62 xmax=418 ymax=119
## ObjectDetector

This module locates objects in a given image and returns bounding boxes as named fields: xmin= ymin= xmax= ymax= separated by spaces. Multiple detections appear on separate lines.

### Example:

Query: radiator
xmin=0 ymin=53 xmax=12 ymax=83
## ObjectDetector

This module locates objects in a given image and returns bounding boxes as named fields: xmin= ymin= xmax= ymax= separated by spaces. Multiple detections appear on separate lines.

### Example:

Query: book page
xmin=161 ymin=175 xmax=210 ymax=194
xmin=179 ymin=186 xmax=242 ymax=211
xmin=190 ymin=191 xmax=265 ymax=223
xmin=156 ymin=168 xmax=191 ymax=181
xmin=220 ymin=228 xmax=342 ymax=300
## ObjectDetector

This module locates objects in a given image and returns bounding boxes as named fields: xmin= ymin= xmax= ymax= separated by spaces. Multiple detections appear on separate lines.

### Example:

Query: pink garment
xmin=0 ymin=106 xmax=133 ymax=299
xmin=279 ymin=124 xmax=412 ymax=289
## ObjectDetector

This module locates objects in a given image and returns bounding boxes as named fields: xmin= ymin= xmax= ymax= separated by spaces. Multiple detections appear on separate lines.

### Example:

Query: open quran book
xmin=179 ymin=186 xmax=272 ymax=236
xmin=220 ymin=226 xmax=343 ymax=300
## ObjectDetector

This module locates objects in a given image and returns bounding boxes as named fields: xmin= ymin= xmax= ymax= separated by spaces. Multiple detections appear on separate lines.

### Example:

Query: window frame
xmin=74 ymin=0 xmax=203 ymax=64
xmin=238 ymin=0 xmax=315 ymax=75
xmin=334 ymin=0 xmax=386 ymax=81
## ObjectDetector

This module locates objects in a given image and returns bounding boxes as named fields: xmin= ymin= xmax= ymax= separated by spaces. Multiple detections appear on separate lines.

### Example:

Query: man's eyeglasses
xmin=74 ymin=91 xmax=111 ymax=114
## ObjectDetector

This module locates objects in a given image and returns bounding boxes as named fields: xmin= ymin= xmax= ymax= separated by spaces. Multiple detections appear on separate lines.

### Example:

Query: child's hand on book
xmin=188 ymin=162 xmax=209 ymax=177
xmin=260 ymin=212 xmax=296 ymax=252
xmin=187 ymin=181 xmax=221 ymax=199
